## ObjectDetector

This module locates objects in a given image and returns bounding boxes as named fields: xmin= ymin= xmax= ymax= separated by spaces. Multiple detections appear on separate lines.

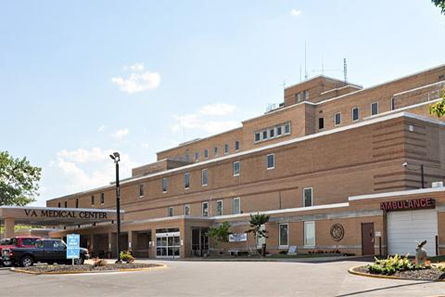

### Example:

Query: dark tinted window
xmin=22 ymin=238 xmax=38 ymax=246
xmin=318 ymin=118 xmax=324 ymax=130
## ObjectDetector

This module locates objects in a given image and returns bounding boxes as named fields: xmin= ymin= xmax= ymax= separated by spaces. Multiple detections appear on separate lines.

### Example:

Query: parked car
xmin=2 ymin=238 xmax=90 ymax=267
xmin=0 ymin=236 xmax=42 ymax=267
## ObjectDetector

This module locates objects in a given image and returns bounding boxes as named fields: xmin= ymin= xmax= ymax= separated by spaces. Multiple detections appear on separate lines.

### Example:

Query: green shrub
xmin=368 ymin=254 xmax=426 ymax=275
xmin=120 ymin=251 xmax=135 ymax=263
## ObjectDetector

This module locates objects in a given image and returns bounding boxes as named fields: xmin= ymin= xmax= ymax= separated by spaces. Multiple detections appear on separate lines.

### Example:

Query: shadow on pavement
xmin=335 ymin=281 xmax=432 ymax=297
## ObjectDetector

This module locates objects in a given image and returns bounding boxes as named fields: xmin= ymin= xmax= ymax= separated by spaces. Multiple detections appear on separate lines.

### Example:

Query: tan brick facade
xmin=45 ymin=64 xmax=445 ymax=258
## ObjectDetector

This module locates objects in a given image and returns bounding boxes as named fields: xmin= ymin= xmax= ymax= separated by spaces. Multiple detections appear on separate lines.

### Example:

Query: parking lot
xmin=1 ymin=259 xmax=445 ymax=296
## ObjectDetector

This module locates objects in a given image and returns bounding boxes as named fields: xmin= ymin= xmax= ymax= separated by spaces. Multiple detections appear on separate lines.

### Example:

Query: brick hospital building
xmin=41 ymin=64 xmax=445 ymax=259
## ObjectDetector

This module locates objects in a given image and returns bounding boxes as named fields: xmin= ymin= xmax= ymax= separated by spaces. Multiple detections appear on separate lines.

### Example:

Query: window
xmin=233 ymin=161 xmax=240 ymax=176
xmin=232 ymin=197 xmax=241 ymax=214
xmin=75 ymin=199 xmax=79 ymax=208
xmin=214 ymin=146 xmax=219 ymax=157
xmin=235 ymin=140 xmax=240 ymax=152
xmin=217 ymin=200 xmax=223 ymax=216
xmin=284 ymin=123 xmax=290 ymax=134
xmin=262 ymin=130 xmax=268 ymax=140
xmin=318 ymin=118 xmax=324 ymax=130
xmin=254 ymin=122 xmax=290 ymax=143
xmin=390 ymin=97 xmax=396 ymax=110
xmin=334 ymin=112 xmax=341 ymax=126
xmin=64 ymin=201 xmax=68 ymax=208
xmin=303 ymin=187 xmax=313 ymax=207
xmin=100 ymin=193 xmax=104 ymax=205
xmin=202 ymin=202 xmax=209 ymax=217
xmin=267 ymin=153 xmax=275 ymax=170
xmin=139 ymin=184 xmax=144 ymax=197
xmin=185 ymin=154 xmax=190 ymax=162
xmin=371 ymin=102 xmax=379 ymax=115
xmin=91 ymin=195 xmax=95 ymax=206
xmin=304 ymin=221 xmax=315 ymax=247
xmin=224 ymin=144 xmax=229 ymax=155
xmin=201 ymin=169 xmax=208 ymax=186
xmin=296 ymin=92 xmax=301 ymax=103
xmin=255 ymin=132 xmax=261 ymax=142
xmin=184 ymin=204 xmax=190 ymax=216
xmin=184 ymin=173 xmax=190 ymax=189
xmin=168 ymin=207 xmax=174 ymax=217
xmin=58 ymin=202 xmax=61 ymax=208
xmin=279 ymin=224 xmax=289 ymax=247
xmin=162 ymin=178 xmax=168 ymax=193
xmin=352 ymin=107 xmax=359 ymax=122
xmin=195 ymin=152 xmax=200 ymax=161
xmin=204 ymin=149 xmax=209 ymax=159
xmin=303 ymin=90 xmax=309 ymax=100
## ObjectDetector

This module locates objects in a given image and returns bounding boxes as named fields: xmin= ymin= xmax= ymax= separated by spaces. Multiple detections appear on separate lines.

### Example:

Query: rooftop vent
xmin=432 ymin=181 xmax=444 ymax=188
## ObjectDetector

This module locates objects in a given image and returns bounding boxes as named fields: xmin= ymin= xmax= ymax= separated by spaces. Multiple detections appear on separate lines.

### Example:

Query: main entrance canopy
xmin=0 ymin=206 xmax=124 ymax=238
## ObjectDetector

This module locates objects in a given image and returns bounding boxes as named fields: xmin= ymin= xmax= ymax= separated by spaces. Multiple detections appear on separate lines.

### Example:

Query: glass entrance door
xmin=156 ymin=228 xmax=180 ymax=258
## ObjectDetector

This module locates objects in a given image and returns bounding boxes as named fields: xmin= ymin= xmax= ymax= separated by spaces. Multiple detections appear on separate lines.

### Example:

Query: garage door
xmin=387 ymin=209 xmax=437 ymax=256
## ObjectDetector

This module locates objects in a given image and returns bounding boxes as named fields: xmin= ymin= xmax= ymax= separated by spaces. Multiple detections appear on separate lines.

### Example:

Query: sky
xmin=1 ymin=0 xmax=444 ymax=206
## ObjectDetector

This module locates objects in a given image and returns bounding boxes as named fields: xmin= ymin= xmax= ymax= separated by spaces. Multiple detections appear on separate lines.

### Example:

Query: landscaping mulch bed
xmin=14 ymin=263 xmax=162 ymax=274
xmin=353 ymin=265 xmax=445 ymax=281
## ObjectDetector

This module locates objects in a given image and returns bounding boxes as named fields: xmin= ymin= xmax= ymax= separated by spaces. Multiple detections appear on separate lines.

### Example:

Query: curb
xmin=10 ymin=264 xmax=167 ymax=275
xmin=348 ymin=265 xmax=440 ymax=282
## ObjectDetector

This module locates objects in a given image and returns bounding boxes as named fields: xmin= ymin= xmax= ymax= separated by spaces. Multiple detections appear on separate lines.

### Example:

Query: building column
xmin=4 ymin=218 xmax=15 ymax=238
xmin=89 ymin=234 xmax=94 ymax=254
xmin=128 ymin=231 xmax=133 ymax=253
xmin=108 ymin=232 xmax=115 ymax=258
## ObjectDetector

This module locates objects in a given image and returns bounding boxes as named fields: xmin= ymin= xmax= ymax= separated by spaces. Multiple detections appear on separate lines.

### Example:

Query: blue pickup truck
xmin=2 ymin=238 xmax=90 ymax=267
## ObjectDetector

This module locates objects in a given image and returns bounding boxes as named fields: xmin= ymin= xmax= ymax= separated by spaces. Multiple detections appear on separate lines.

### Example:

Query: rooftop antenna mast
xmin=343 ymin=58 xmax=348 ymax=83
xmin=304 ymin=42 xmax=307 ymax=79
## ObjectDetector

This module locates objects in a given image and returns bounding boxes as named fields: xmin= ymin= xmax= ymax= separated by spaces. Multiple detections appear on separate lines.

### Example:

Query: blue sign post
xmin=67 ymin=234 xmax=80 ymax=265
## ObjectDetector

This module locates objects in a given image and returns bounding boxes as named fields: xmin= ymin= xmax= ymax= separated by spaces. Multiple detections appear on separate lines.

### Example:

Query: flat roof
xmin=0 ymin=206 xmax=124 ymax=226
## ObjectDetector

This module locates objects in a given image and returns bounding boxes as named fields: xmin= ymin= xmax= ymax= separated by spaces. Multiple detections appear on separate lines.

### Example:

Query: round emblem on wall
xmin=330 ymin=224 xmax=344 ymax=241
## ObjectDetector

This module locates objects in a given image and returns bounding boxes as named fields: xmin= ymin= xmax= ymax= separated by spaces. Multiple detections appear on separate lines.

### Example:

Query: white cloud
xmin=37 ymin=148 xmax=138 ymax=206
xmin=171 ymin=103 xmax=240 ymax=135
xmin=198 ymin=103 xmax=237 ymax=116
xmin=111 ymin=128 xmax=129 ymax=139
xmin=290 ymin=9 xmax=302 ymax=16
xmin=112 ymin=63 xmax=161 ymax=94
xmin=98 ymin=125 xmax=106 ymax=132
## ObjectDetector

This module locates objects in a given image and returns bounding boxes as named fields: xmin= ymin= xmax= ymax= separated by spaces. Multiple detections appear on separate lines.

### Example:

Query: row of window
xmin=254 ymin=122 xmax=291 ymax=143
xmin=59 ymin=157 xmax=315 ymax=209
xmin=167 ymin=197 xmax=242 ymax=217
xmin=295 ymin=90 xmax=310 ymax=103
xmin=278 ymin=221 xmax=315 ymax=247
xmin=181 ymin=140 xmax=241 ymax=163
xmin=319 ymin=102 xmax=381 ymax=129
xmin=58 ymin=193 xmax=105 ymax=208
xmin=318 ymin=99 xmax=397 ymax=130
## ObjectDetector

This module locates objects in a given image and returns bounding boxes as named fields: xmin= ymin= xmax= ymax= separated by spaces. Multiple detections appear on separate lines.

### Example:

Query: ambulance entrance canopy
xmin=0 ymin=206 xmax=124 ymax=238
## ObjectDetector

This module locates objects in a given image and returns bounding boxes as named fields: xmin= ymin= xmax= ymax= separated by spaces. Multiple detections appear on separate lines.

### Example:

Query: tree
xmin=429 ymin=87 xmax=445 ymax=117
xmin=432 ymin=0 xmax=445 ymax=14
xmin=0 ymin=151 xmax=41 ymax=206
xmin=207 ymin=221 xmax=231 ymax=254
xmin=246 ymin=213 xmax=270 ymax=257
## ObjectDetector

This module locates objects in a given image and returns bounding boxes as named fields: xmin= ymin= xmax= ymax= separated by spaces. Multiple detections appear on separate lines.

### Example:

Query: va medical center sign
xmin=23 ymin=209 xmax=108 ymax=219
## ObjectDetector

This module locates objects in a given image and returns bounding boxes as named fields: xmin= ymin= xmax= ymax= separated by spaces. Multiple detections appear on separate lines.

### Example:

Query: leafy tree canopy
xmin=207 ymin=221 xmax=232 ymax=246
xmin=429 ymin=88 xmax=445 ymax=117
xmin=246 ymin=213 xmax=270 ymax=239
xmin=432 ymin=0 xmax=445 ymax=14
xmin=0 ymin=151 xmax=41 ymax=206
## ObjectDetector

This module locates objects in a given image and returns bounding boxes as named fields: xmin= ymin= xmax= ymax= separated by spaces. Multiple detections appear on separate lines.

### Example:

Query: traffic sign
xmin=67 ymin=234 xmax=80 ymax=259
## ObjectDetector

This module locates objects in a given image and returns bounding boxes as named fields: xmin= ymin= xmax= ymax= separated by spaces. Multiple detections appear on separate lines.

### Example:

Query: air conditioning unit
xmin=432 ymin=181 xmax=444 ymax=188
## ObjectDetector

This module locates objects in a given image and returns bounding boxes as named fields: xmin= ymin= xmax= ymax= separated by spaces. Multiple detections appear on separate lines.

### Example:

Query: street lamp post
xmin=110 ymin=152 xmax=122 ymax=263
